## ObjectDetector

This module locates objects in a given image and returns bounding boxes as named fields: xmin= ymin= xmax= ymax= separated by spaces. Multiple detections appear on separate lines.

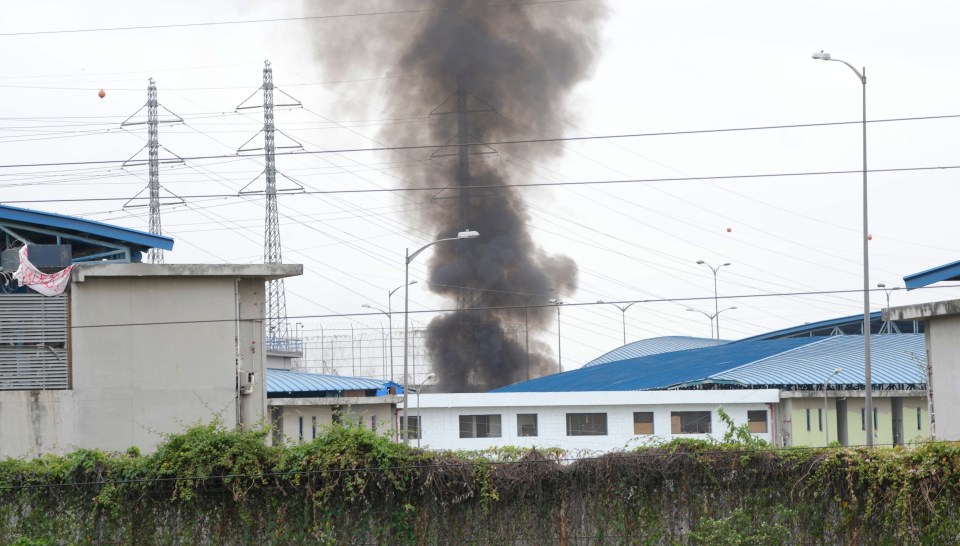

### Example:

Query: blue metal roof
xmin=734 ymin=311 xmax=924 ymax=341
xmin=0 ymin=204 xmax=173 ymax=263
xmin=492 ymin=337 xmax=821 ymax=393
xmin=689 ymin=334 xmax=926 ymax=389
xmin=904 ymin=259 xmax=960 ymax=290
xmin=267 ymin=368 xmax=402 ymax=397
xmin=584 ymin=336 xmax=723 ymax=367
xmin=495 ymin=333 xmax=927 ymax=394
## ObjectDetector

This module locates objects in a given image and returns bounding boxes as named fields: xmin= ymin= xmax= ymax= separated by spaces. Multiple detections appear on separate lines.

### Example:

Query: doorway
xmin=892 ymin=398 xmax=904 ymax=446
xmin=835 ymin=399 xmax=848 ymax=446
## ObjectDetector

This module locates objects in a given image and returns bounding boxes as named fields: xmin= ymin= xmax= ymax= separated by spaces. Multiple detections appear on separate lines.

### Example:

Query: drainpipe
xmin=768 ymin=403 xmax=778 ymax=447
xmin=235 ymin=278 xmax=244 ymax=428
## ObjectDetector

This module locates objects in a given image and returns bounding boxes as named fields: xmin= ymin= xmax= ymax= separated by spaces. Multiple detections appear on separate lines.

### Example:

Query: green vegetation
xmin=1 ymin=421 xmax=959 ymax=544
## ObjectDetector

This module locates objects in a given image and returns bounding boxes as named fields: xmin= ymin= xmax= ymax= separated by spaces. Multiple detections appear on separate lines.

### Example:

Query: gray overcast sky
xmin=3 ymin=1 xmax=959 ymax=378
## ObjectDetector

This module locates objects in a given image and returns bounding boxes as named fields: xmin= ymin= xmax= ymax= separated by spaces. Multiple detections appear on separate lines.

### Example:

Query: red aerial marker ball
xmin=867 ymin=234 xmax=873 ymax=241
xmin=726 ymin=227 xmax=732 ymax=233
xmin=98 ymin=89 xmax=106 ymax=99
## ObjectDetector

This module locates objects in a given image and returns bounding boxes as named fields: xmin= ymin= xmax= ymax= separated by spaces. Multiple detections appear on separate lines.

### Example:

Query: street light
xmin=401 ymin=230 xmax=479 ymax=443
xmin=696 ymin=261 xmax=731 ymax=340
xmin=823 ymin=367 xmax=842 ymax=446
xmin=687 ymin=307 xmax=737 ymax=342
xmin=415 ymin=372 xmax=436 ymax=449
xmin=363 ymin=279 xmax=417 ymax=384
xmin=523 ymin=290 xmax=552 ymax=381
xmin=876 ymin=283 xmax=899 ymax=334
xmin=597 ymin=300 xmax=637 ymax=346
xmin=813 ymin=49 xmax=873 ymax=447
xmin=549 ymin=299 xmax=564 ymax=373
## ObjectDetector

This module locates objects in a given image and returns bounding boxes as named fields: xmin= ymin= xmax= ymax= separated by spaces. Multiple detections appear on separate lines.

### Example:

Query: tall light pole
xmin=696 ymin=261 xmax=731 ymax=341
xmin=402 ymin=230 xmax=479 ymax=443
xmin=813 ymin=50 xmax=873 ymax=447
xmin=522 ymin=291 xmax=550 ymax=381
xmin=416 ymin=372 xmax=436 ymax=449
xmin=877 ymin=283 xmax=898 ymax=334
xmin=363 ymin=279 xmax=416 ymax=383
xmin=597 ymin=300 xmax=636 ymax=346
xmin=823 ymin=367 xmax=842 ymax=446
xmin=687 ymin=307 xmax=737 ymax=342
xmin=549 ymin=299 xmax=564 ymax=373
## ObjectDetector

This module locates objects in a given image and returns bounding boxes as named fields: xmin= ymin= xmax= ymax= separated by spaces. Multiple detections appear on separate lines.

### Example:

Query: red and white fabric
xmin=12 ymin=246 xmax=73 ymax=296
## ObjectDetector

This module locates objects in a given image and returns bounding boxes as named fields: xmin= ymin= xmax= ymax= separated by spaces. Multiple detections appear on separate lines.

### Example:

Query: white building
xmin=410 ymin=390 xmax=778 ymax=452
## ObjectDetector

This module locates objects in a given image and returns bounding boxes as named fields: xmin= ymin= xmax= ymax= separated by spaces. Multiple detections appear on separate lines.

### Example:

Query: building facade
xmin=0 ymin=263 xmax=301 ymax=458
xmin=412 ymin=390 xmax=779 ymax=452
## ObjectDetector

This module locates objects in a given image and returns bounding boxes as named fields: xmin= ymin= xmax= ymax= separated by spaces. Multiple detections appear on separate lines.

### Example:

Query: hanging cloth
xmin=12 ymin=246 xmax=73 ymax=296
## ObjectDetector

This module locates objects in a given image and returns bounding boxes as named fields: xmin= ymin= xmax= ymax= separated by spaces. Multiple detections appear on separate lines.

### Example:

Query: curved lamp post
xmin=363 ymin=280 xmax=416 ymax=384
xmin=876 ymin=283 xmax=899 ymax=334
xmin=597 ymin=300 xmax=637 ymax=346
xmin=401 ymin=230 xmax=479 ymax=443
xmin=416 ymin=372 xmax=436 ymax=448
xmin=687 ymin=306 xmax=737 ymax=343
xmin=696 ymin=261 xmax=731 ymax=340
xmin=813 ymin=50 xmax=872 ymax=447
xmin=823 ymin=367 xmax=842 ymax=446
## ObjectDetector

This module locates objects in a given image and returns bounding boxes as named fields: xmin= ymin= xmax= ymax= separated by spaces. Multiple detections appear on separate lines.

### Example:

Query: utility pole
xmin=236 ymin=61 xmax=303 ymax=347
xmin=121 ymin=78 xmax=183 ymax=263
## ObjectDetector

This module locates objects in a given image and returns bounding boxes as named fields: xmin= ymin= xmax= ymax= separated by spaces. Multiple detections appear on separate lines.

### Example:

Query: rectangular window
xmin=566 ymin=413 xmax=608 ymax=436
xmin=806 ymin=408 xmax=811 ymax=431
xmin=918 ymin=407 xmax=923 ymax=430
xmin=0 ymin=293 xmax=69 ymax=390
xmin=517 ymin=414 xmax=538 ymax=437
xmin=298 ymin=416 xmax=304 ymax=443
xmin=671 ymin=411 xmax=712 ymax=434
xmin=332 ymin=406 xmax=343 ymax=426
xmin=633 ymin=412 xmax=655 ymax=435
xmin=459 ymin=415 xmax=502 ymax=438
xmin=371 ymin=415 xmax=377 ymax=432
xmin=748 ymin=410 xmax=768 ymax=433
xmin=311 ymin=416 xmax=317 ymax=440
xmin=873 ymin=407 xmax=878 ymax=431
xmin=401 ymin=416 xmax=421 ymax=440
xmin=818 ymin=408 xmax=823 ymax=432
xmin=861 ymin=408 xmax=866 ymax=431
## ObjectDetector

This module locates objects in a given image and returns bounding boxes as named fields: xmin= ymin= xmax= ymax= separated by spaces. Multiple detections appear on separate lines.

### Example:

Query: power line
xmin=61 ymin=284 xmax=954 ymax=331
xmin=2 ymin=112 xmax=958 ymax=171
xmin=0 ymin=1 xmax=585 ymax=37
xmin=4 ymin=163 xmax=960 ymax=205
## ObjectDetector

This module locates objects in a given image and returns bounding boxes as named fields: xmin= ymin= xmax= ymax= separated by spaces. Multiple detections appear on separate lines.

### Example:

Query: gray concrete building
xmin=0 ymin=204 xmax=301 ymax=457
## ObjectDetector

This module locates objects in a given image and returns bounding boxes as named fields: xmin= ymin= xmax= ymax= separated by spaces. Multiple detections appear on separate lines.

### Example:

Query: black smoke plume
xmin=308 ymin=0 xmax=606 ymax=391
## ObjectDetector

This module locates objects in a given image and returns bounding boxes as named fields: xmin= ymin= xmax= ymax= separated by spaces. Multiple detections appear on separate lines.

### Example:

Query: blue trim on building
xmin=903 ymin=259 xmax=960 ymax=290
xmin=0 ymin=204 xmax=174 ymax=252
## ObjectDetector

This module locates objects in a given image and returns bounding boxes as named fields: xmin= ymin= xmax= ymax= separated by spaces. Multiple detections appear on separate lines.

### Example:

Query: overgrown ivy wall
xmin=2 ymin=421 xmax=959 ymax=545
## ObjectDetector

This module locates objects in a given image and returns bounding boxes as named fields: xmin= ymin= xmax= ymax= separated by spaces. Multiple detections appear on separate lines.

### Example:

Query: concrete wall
xmin=0 ymin=264 xmax=299 ymax=458
xmin=926 ymin=315 xmax=960 ymax=440
xmin=413 ymin=390 xmax=779 ymax=453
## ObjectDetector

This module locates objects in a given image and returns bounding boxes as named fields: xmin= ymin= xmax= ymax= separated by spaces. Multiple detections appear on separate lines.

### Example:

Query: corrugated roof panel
xmin=904 ymin=259 xmax=960 ymax=289
xmin=708 ymin=334 xmax=925 ymax=388
xmin=584 ymin=336 xmax=722 ymax=367
xmin=493 ymin=337 xmax=821 ymax=393
xmin=267 ymin=368 xmax=402 ymax=394
xmin=0 ymin=204 xmax=174 ymax=251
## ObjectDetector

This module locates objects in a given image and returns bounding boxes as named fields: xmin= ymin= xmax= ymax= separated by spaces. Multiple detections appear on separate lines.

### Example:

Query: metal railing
xmin=266 ymin=336 xmax=303 ymax=354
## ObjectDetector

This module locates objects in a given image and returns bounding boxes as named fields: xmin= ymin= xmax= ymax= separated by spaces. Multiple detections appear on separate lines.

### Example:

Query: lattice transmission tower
xmin=429 ymin=79 xmax=495 ymax=309
xmin=237 ymin=61 xmax=303 ymax=344
xmin=121 ymin=78 xmax=183 ymax=264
